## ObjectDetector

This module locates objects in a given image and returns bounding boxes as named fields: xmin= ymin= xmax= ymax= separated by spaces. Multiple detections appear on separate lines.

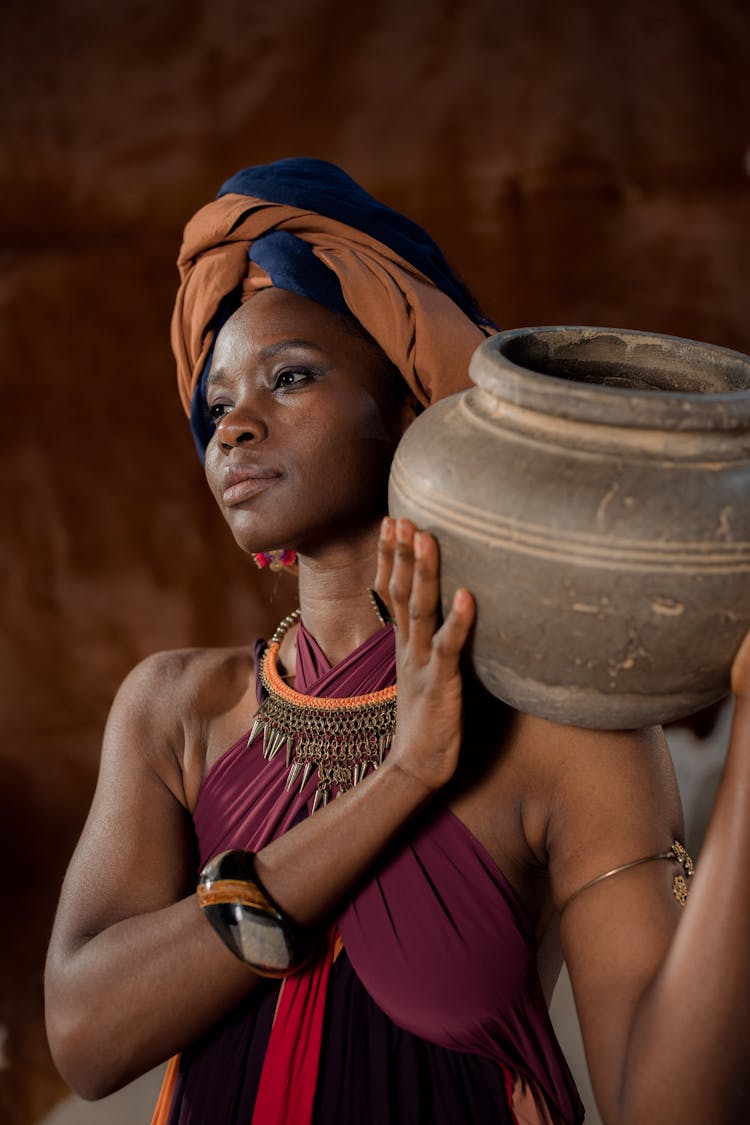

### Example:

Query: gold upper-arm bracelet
xmin=561 ymin=839 xmax=694 ymax=914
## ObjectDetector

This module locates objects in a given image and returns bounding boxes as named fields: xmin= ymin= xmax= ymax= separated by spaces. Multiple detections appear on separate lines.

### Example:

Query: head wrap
xmin=171 ymin=157 xmax=497 ymax=455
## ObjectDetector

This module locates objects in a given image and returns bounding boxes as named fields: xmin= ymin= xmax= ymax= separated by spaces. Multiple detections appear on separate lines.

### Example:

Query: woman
xmin=45 ymin=158 xmax=750 ymax=1125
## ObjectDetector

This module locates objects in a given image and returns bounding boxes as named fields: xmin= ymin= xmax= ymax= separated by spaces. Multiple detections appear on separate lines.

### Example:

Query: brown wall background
xmin=1 ymin=1 xmax=749 ymax=1121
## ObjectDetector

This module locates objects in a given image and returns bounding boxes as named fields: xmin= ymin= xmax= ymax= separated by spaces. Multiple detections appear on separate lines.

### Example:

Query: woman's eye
xmin=273 ymin=368 xmax=312 ymax=390
xmin=208 ymin=401 xmax=232 ymax=423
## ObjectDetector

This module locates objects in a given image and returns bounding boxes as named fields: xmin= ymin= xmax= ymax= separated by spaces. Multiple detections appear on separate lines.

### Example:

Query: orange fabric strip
xmin=150 ymin=1053 xmax=181 ymax=1125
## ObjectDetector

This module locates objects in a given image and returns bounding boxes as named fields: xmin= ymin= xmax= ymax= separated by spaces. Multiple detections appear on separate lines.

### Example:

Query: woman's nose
xmin=215 ymin=406 xmax=269 ymax=450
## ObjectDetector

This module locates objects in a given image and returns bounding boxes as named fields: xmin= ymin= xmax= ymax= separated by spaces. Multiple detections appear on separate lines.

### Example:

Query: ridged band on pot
xmin=389 ymin=326 xmax=750 ymax=729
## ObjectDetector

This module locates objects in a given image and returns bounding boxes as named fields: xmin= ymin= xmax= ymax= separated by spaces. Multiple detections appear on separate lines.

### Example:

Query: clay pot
xmin=389 ymin=327 xmax=750 ymax=728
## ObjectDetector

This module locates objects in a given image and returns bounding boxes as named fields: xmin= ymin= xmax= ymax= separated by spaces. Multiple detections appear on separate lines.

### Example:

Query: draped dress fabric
xmin=161 ymin=624 xmax=584 ymax=1125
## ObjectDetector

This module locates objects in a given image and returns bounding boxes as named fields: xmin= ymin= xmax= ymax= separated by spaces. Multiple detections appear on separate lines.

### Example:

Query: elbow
xmin=64 ymin=1072 xmax=120 ymax=1104
xmin=46 ymin=1027 xmax=104 ymax=1102
xmin=45 ymin=996 xmax=131 ymax=1101
xmin=48 ymin=1037 xmax=130 ymax=1102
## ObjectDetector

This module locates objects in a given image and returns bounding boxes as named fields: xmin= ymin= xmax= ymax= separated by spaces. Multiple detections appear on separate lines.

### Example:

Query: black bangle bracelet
xmin=197 ymin=850 xmax=313 ymax=977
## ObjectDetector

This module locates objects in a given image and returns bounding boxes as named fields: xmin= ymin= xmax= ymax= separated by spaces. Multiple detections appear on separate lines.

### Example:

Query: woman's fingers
xmin=377 ymin=523 xmax=476 ymax=794
xmin=408 ymin=531 xmax=440 ymax=651
xmin=374 ymin=517 xmax=396 ymax=617
xmin=377 ymin=519 xmax=438 ymax=644
xmin=377 ymin=519 xmax=472 ymax=671
xmin=389 ymin=519 xmax=417 ymax=636
xmin=431 ymin=588 xmax=475 ymax=671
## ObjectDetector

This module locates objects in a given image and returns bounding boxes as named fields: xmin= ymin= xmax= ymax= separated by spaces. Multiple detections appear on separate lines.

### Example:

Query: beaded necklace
xmin=251 ymin=610 xmax=398 ymax=813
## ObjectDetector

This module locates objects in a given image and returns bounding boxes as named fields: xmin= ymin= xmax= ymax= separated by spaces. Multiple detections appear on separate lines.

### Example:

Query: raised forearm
xmin=253 ymin=756 xmax=432 ymax=925
xmin=618 ymin=698 xmax=750 ymax=1125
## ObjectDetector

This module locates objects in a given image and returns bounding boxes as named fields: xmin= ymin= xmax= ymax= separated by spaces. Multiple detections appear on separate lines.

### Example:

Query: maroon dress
xmin=161 ymin=624 xmax=584 ymax=1125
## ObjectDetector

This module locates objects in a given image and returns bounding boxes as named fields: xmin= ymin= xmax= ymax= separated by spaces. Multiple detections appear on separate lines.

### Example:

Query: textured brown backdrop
xmin=1 ymin=1 xmax=749 ymax=1121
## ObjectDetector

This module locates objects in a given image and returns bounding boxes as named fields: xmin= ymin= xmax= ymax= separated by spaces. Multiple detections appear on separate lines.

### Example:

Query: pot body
xmin=389 ymin=326 xmax=750 ymax=728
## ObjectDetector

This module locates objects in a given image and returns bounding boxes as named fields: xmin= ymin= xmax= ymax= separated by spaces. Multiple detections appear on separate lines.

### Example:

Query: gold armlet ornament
xmin=561 ymin=839 xmax=694 ymax=914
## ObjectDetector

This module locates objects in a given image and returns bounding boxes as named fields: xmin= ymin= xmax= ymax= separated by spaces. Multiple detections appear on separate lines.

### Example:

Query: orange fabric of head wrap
xmin=171 ymin=173 xmax=496 ymax=436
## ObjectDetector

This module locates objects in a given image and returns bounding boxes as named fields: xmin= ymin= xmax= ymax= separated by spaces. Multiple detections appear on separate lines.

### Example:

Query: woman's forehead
xmin=219 ymin=289 xmax=352 ymax=347
xmin=211 ymin=289 xmax=386 ymax=384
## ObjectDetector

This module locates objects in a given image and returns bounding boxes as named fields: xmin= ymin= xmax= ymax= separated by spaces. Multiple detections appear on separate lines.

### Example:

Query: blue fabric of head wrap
xmin=216 ymin=158 xmax=486 ymax=321
xmin=248 ymin=230 xmax=350 ymax=317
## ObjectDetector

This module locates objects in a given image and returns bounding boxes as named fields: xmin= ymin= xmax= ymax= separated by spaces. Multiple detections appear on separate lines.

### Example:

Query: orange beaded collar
xmin=250 ymin=610 xmax=398 ymax=813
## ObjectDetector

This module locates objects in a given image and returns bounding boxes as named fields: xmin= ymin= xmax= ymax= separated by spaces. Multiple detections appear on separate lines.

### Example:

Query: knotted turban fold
xmin=171 ymin=158 xmax=497 ymax=455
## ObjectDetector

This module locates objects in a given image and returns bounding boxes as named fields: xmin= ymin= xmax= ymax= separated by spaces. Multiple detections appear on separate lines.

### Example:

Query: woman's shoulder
xmin=105 ymin=644 xmax=259 ymax=785
xmin=512 ymin=709 xmax=678 ymax=801
xmin=108 ymin=643 xmax=256 ymax=737
xmin=507 ymin=709 xmax=680 ymax=816
xmin=122 ymin=643 xmax=256 ymax=711
xmin=105 ymin=643 xmax=258 ymax=756
xmin=508 ymin=710 xmax=684 ymax=894
xmin=463 ymin=705 xmax=682 ymax=876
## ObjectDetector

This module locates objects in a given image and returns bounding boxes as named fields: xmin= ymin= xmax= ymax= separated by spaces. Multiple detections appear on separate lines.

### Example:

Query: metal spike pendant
xmin=263 ymin=725 xmax=279 ymax=759
xmin=248 ymin=716 xmax=266 ymax=747
xmin=272 ymin=729 xmax=289 ymax=760
xmin=299 ymin=762 xmax=313 ymax=791
xmin=286 ymin=761 xmax=303 ymax=791
xmin=378 ymin=733 xmax=391 ymax=766
xmin=285 ymin=738 xmax=295 ymax=768
xmin=266 ymin=734 xmax=284 ymax=762
xmin=312 ymin=786 xmax=328 ymax=814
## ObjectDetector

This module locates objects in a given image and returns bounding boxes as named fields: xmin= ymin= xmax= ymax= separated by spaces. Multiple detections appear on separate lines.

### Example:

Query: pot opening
xmin=501 ymin=330 xmax=750 ymax=395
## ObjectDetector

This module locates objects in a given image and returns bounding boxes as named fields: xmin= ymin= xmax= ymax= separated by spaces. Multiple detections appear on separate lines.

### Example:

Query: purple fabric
xmin=313 ymin=949 xmax=514 ymax=1123
xmin=168 ymin=622 xmax=583 ymax=1124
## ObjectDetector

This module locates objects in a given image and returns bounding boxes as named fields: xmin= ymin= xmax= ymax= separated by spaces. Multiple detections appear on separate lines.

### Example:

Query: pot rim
xmin=471 ymin=326 xmax=750 ymax=431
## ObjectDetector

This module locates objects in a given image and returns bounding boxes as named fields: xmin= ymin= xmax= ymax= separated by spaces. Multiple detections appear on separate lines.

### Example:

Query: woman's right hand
xmin=374 ymin=517 xmax=476 ymax=795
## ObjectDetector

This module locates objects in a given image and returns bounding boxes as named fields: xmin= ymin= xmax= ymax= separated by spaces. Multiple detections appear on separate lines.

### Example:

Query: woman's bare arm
xmin=44 ymin=651 xmax=265 ymax=1098
xmin=45 ymin=519 xmax=474 ymax=1099
xmin=542 ymin=641 xmax=750 ymax=1125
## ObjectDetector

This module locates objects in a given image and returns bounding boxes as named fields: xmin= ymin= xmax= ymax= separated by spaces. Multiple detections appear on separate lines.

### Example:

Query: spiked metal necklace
xmin=251 ymin=609 xmax=398 ymax=814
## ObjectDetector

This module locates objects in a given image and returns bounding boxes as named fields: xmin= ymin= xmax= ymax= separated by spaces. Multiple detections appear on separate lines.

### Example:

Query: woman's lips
xmin=222 ymin=471 xmax=281 ymax=506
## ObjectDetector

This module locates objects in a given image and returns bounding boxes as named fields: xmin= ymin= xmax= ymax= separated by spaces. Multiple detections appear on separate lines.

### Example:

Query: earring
xmin=253 ymin=549 xmax=298 ymax=572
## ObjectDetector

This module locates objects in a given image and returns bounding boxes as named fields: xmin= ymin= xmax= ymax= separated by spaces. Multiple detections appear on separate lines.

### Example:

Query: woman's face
xmin=204 ymin=289 xmax=417 ymax=557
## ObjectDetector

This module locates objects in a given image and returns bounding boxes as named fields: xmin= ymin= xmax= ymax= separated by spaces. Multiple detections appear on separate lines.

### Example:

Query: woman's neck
xmin=293 ymin=523 xmax=386 ymax=667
